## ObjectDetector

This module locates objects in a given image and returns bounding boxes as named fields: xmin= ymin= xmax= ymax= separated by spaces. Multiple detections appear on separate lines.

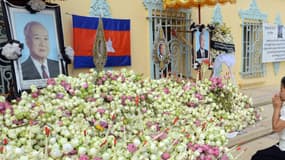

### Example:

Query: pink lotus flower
xmin=0 ymin=102 xmax=6 ymax=114
xmin=0 ymin=102 xmax=11 ymax=114
xmin=161 ymin=152 xmax=171 ymax=160
xmin=195 ymin=120 xmax=201 ymax=127
xmin=121 ymin=76 xmax=126 ymax=82
xmin=97 ymin=108 xmax=106 ymax=114
xmin=79 ymin=154 xmax=89 ymax=160
xmin=121 ymin=99 xmax=126 ymax=105
xmin=212 ymin=148 xmax=220 ymax=157
xmin=101 ymin=75 xmax=108 ymax=81
xmin=56 ymin=93 xmax=64 ymax=99
xmin=57 ymin=121 xmax=63 ymax=126
xmin=106 ymin=71 xmax=112 ymax=77
xmin=47 ymin=78 xmax=56 ymax=85
xmin=121 ymin=95 xmax=127 ymax=101
xmin=12 ymin=119 xmax=24 ymax=125
xmin=31 ymin=91 xmax=40 ymax=98
xmin=60 ymin=80 xmax=71 ymax=90
xmin=68 ymin=89 xmax=75 ymax=96
xmin=64 ymin=110 xmax=72 ymax=117
xmin=183 ymin=84 xmax=191 ymax=91
xmin=140 ymin=95 xmax=146 ymax=100
xmin=141 ymin=107 xmax=147 ymax=113
xmin=210 ymin=77 xmax=224 ymax=90
xmin=81 ymin=82 xmax=88 ymax=89
xmin=127 ymin=143 xmax=138 ymax=153
xmin=97 ymin=79 xmax=103 ymax=85
xmin=67 ymin=149 xmax=77 ymax=155
xmin=152 ymin=132 xmax=168 ymax=141
xmin=221 ymin=154 xmax=229 ymax=160
xmin=111 ymin=75 xmax=118 ymax=80
xmin=218 ymin=83 xmax=224 ymax=88
xmin=86 ymin=97 xmax=97 ymax=102
xmin=127 ymin=95 xmax=133 ymax=101
xmin=99 ymin=121 xmax=108 ymax=128
xmin=146 ymin=121 xmax=152 ymax=128
xmin=195 ymin=93 xmax=203 ymax=100
xmin=163 ymin=88 xmax=170 ymax=94
xmin=186 ymin=102 xmax=197 ymax=108
xmin=106 ymin=95 xmax=113 ymax=102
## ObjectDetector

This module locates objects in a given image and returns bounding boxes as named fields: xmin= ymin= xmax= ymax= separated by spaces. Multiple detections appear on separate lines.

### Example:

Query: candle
xmin=29 ymin=120 xmax=32 ymax=149
xmin=123 ymin=126 xmax=126 ymax=144
xmin=83 ymin=129 xmax=87 ymax=146
xmin=137 ymin=108 xmax=144 ymax=133
xmin=235 ymin=148 xmax=247 ymax=160
xmin=167 ymin=138 xmax=178 ymax=151
xmin=2 ymin=146 xmax=5 ymax=160
xmin=45 ymin=137 xmax=48 ymax=159
xmin=2 ymin=138 xmax=8 ymax=160
xmin=44 ymin=126 xmax=50 ymax=159
xmin=104 ymin=123 xmax=111 ymax=140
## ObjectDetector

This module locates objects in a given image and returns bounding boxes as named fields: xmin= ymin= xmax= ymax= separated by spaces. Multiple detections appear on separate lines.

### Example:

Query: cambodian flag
xmin=72 ymin=15 xmax=131 ymax=68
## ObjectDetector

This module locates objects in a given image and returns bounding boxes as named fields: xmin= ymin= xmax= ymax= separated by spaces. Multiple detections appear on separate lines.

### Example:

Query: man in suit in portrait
xmin=196 ymin=31 xmax=209 ymax=61
xmin=158 ymin=43 xmax=166 ymax=60
xmin=21 ymin=21 xmax=59 ymax=80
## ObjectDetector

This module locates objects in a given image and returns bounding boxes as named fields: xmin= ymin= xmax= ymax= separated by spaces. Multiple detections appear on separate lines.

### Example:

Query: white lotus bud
xmin=78 ymin=146 xmax=87 ymax=155
xmin=50 ymin=147 xmax=63 ymax=159
xmin=62 ymin=143 xmax=73 ymax=153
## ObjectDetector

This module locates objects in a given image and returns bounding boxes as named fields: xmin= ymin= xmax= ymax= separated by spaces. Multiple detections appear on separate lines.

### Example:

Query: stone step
xmin=240 ymin=85 xmax=277 ymax=108
xmin=231 ymin=133 xmax=279 ymax=160
xmin=227 ymin=120 xmax=273 ymax=147
xmin=227 ymin=104 xmax=273 ymax=147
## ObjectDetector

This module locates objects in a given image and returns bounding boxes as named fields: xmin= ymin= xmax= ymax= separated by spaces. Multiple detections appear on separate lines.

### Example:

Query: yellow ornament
xmin=205 ymin=0 xmax=218 ymax=5
xmin=177 ymin=0 xmax=191 ymax=8
xmin=164 ymin=0 xmax=177 ymax=8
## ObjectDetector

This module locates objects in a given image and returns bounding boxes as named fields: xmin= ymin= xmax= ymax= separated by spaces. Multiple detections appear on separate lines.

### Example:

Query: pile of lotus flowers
xmin=0 ymin=69 xmax=261 ymax=160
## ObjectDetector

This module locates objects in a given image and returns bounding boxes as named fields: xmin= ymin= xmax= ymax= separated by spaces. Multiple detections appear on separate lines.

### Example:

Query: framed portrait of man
xmin=1 ymin=0 xmax=66 ymax=92
xmin=277 ymin=25 xmax=283 ymax=39
xmin=194 ymin=30 xmax=210 ymax=63
xmin=157 ymin=42 xmax=166 ymax=61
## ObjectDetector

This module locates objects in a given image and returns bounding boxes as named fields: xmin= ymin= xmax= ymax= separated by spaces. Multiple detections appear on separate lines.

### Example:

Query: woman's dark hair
xmin=281 ymin=76 xmax=285 ymax=88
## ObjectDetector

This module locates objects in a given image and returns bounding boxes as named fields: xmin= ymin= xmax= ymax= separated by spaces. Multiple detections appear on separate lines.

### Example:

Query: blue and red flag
xmin=72 ymin=15 xmax=131 ymax=68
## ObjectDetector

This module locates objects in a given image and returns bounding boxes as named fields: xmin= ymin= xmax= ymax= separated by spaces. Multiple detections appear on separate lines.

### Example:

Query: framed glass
xmin=157 ymin=42 xmax=166 ymax=61
xmin=1 ymin=0 xmax=66 ymax=92
xmin=194 ymin=30 xmax=210 ymax=63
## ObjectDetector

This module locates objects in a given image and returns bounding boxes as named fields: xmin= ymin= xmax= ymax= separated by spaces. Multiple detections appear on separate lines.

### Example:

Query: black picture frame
xmin=1 ymin=0 xmax=66 ymax=92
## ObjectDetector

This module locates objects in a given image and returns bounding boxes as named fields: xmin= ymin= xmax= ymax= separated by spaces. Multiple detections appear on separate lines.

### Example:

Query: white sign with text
xmin=262 ymin=23 xmax=285 ymax=63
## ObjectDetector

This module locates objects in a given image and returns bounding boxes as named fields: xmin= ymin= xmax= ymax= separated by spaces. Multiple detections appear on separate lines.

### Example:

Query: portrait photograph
xmin=2 ymin=0 xmax=65 ymax=92
xmin=157 ymin=42 xmax=166 ymax=61
xmin=277 ymin=25 xmax=283 ymax=39
xmin=194 ymin=30 xmax=210 ymax=63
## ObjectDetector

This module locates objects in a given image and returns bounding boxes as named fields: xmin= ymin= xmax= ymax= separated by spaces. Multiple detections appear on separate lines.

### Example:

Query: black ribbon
xmin=210 ymin=40 xmax=235 ymax=53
